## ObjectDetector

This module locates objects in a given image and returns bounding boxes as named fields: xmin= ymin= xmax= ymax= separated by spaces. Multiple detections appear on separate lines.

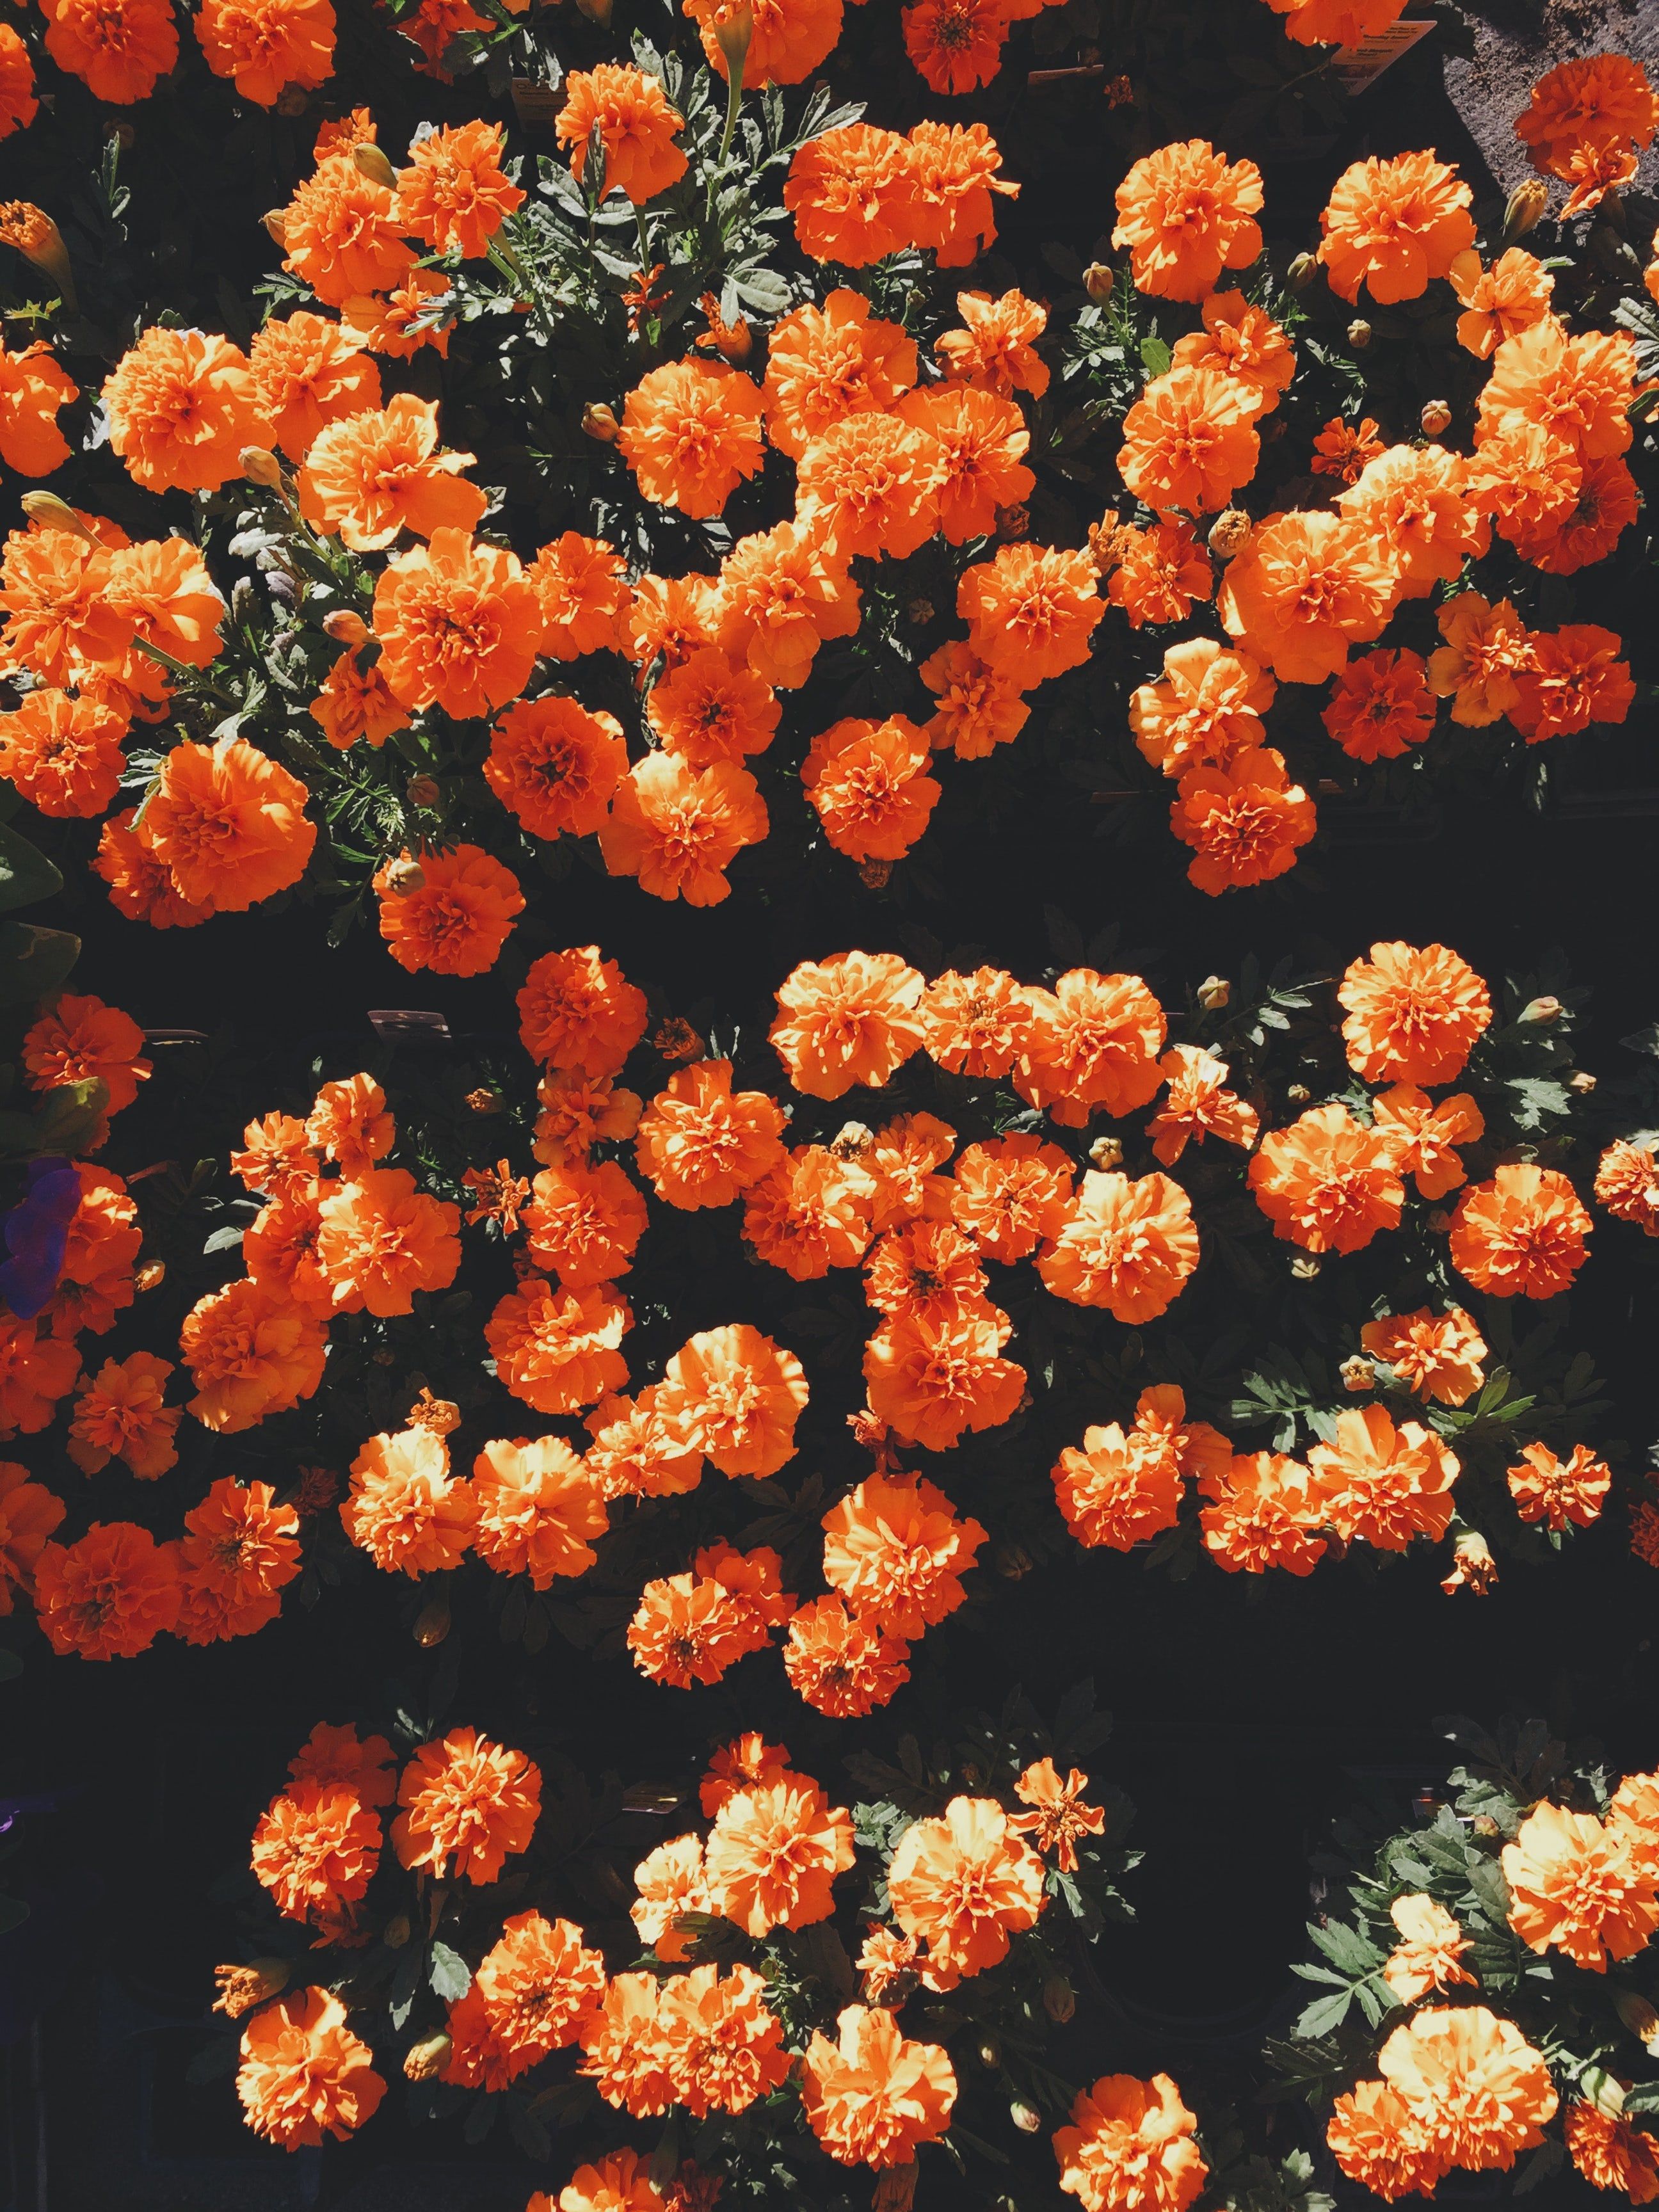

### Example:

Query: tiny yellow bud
xmin=1206 ymin=509 xmax=1251 ymax=560
xmin=581 ymin=401 xmax=620 ymax=443
xmin=1347 ymin=317 xmax=1372 ymax=349
xmin=1520 ymin=994 xmax=1563 ymax=1027
xmin=403 ymin=2032 xmax=453 ymax=2082
xmin=240 ymin=446 xmax=284 ymax=490
xmin=1285 ymin=250 xmax=1319 ymax=291
xmin=1082 ymin=262 xmax=1114 ymax=305
xmin=1196 ymin=974 xmax=1231 ymax=1009
xmin=1503 ymin=178 xmax=1550 ymax=243
xmin=19 ymin=491 xmax=93 ymax=541
xmin=1088 ymin=1134 xmax=1124 ymax=1170
xmin=321 ymin=608 xmax=369 ymax=646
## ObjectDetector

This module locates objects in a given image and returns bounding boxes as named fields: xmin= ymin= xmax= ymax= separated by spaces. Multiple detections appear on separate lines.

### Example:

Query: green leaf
xmin=0 ymin=822 xmax=61 ymax=915
xmin=1139 ymin=336 xmax=1171 ymax=376
xmin=1292 ymin=1987 xmax=1354 ymax=2037
xmin=0 ymin=923 xmax=79 ymax=1007
xmin=429 ymin=1940 xmax=472 ymax=2001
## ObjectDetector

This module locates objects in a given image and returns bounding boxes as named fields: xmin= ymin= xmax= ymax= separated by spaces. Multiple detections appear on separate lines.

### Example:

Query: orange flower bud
xmin=1519 ymin=995 xmax=1563 ymax=1026
xmin=581 ymin=401 xmax=620 ymax=442
xmin=240 ymin=446 xmax=284 ymax=489
xmin=1503 ymin=178 xmax=1550 ymax=243
xmin=381 ymin=856 xmax=425 ymax=894
xmin=712 ymin=2 xmax=753 ymax=76
xmin=1568 ymin=1070 xmax=1597 ymax=1094
xmin=1420 ymin=399 xmax=1452 ymax=436
xmin=351 ymin=142 xmax=397 ymax=190
xmin=405 ymin=775 xmax=441 ymax=810
xmin=321 ymin=608 xmax=369 ymax=646
xmin=262 ymin=208 xmax=289 ymax=247
xmin=414 ymin=1594 xmax=451 ymax=1647
xmin=1340 ymin=1356 xmax=1377 ymax=1393
xmin=403 ymin=2031 xmax=453 ymax=2081
xmin=212 ymin=1959 xmax=290 ymax=2017
xmin=1206 ymin=509 xmax=1251 ymax=560
xmin=1088 ymin=1134 xmax=1124 ymax=1169
xmin=1083 ymin=262 xmax=1114 ymax=304
xmin=0 ymin=202 xmax=73 ymax=299
xmin=1347 ymin=317 xmax=1372 ymax=349
xmin=1285 ymin=250 xmax=1319 ymax=291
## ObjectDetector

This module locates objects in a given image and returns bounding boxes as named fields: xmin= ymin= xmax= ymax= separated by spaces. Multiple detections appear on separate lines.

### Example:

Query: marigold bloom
xmin=652 ymin=1323 xmax=808 ymax=1479
xmin=1112 ymin=140 xmax=1263 ymax=301
xmin=908 ymin=120 xmax=1016 ymax=269
xmin=715 ymin=518 xmax=859 ymax=691
xmin=1249 ymin=1103 xmax=1404 ymax=1256
xmin=0 ymin=342 xmax=76 ymax=479
xmin=584 ymin=1385 xmax=703 ymax=1500
xmin=337 ymin=268 xmax=454 ymax=359
xmin=628 ymin=1569 xmax=771 ymax=1687
xmin=1198 ymin=1451 xmax=1333 ymax=1576
xmin=1130 ymin=639 xmax=1275 ymax=778
xmin=1378 ymin=1891 xmax=1475 ymax=2007
xmin=248 ymin=312 xmax=381 ymax=460
xmin=1516 ymin=53 xmax=1659 ymax=173
xmin=742 ymin=1144 xmax=874 ymax=1278
xmin=704 ymin=1774 xmax=854 ymax=1936
xmin=373 ymin=528 xmax=540 ymax=718
xmin=392 ymin=1728 xmax=540 ymax=1883
xmin=918 ymin=641 xmax=1029 ymax=758
xmin=1510 ymin=624 xmax=1635 ymax=741
xmin=0 ymin=1463 xmax=65 ymax=1610
xmin=801 ymin=2003 xmax=956 ymax=2168
xmin=1338 ymin=941 xmax=1491 ymax=1086
xmin=936 ymin=287 xmax=1048 ymax=398
xmin=1450 ymin=1163 xmax=1590 ymax=1299
xmin=1170 ymin=290 xmax=1294 ymax=418
xmin=863 ymin=1217 xmax=986 ymax=1326
xmin=1566 ymin=2106 xmax=1659 ymax=2204
xmin=252 ymin=1779 xmax=380 ymax=1924
xmin=645 ymin=648 xmax=778 ymax=769
xmin=527 ymin=531 xmax=629 ymax=662
xmin=520 ymin=1158 xmax=644 ymax=1290
xmin=577 ymin=1974 xmax=676 ymax=2118
xmin=1452 ymin=246 xmax=1554 ymax=359
xmin=1597 ymin=1139 xmax=1659 ymax=1234
xmin=785 ymin=124 xmax=920 ymax=266
xmin=297 ymin=394 xmax=483 ymax=552
xmin=700 ymin=1734 xmax=792 ymax=1819
xmin=1338 ymin=442 xmax=1487 ymax=600
xmin=1362 ymin=1308 xmax=1486 ymax=1407
xmin=306 ymin=1073 xmax=392 ymax=1175
xmin=445 ymin=1911 xmax=605 ymax=2091
xmin=783 ymin=1592 xmax=911 ymax=1715
xmin=0 ymin=28 xmax=36 ymax=141
xmin=796 ymin=411 xmax=942 ymax=563
xmin=175 ymin=1476 xmax=301 ymax=1644
xmin=1426 ymin=590 xmax=1533 ymax=728
xmin=655 ymin=1962 xmax=792 ymax=2119
xmin=1119 ymin=364 xmax=1260 ymax=520
xmin=1318 ymin=150 xmax=1475 ymax=304
xmin=316 ymin=1168 xmax=461 ymax=1316
xmin=135 ymin=736 xmax=314 ymax=912
xmin=618 ymin=359 xmax=764 ymax=520
xmin=1055 ymin=1423 xmax=1184 ymax=1553
xmin=1264 ymin=0 xmax=1411 ymax=38
xmin=396 ymin=120 xmax=523 ymax=258
xmin=1507 ymin=1441 xmax=1610 ymax=1530
xmin=1054 ymin=2073 xmax=1208 ymax=2212
xmin=888 ymin=1794 xmax=1045 ymax=1977
xmin=21 ymin=992 xmax=149 ymax=1113
xmin=1327 ymin=2079 xmax=1449 ymax=2202
xmin=635 ymin=1059 xmax=785 ymax=1209
xmin=1372 ymin=1086 xmax=1483 ymax=1201
xmin=342 ymin=1426 xmax=476 ymax=1576
xmin=32 ymin=1519 xmax=179 ymax=1659
xmin=600 ymin=753 xmax=768 ymax=908
xmin=289 ymin=1721 xmax=395 ymax=1807
xmin=94 ymin=808 xmax=211 ymax=928
xmin=195 ymin=0 xmax=335 ymax=103
xmin=949 ymin=1134 xmax=1073 ymax=1262
xmin=180 ymin=1278 xmax=326 ymax=1432
xmin=918 ymin=966 xmax=1034 ymax=1078
xmin=1322 ymin=648 xmax=1435 ymax=762
xmin=1171 ymin=746 xmax=1316 ymax=895
xmin=305 ymin=650 xmax=407 ymax=752
xmin=685 ymin=0 xmax=844 ymax=86
xmin=486 ymin=1277 xmax=630 ymax=1416
xmin=821 ymin=1472 xmax=986 ymax=1638
xmin=1038 ymin=1171 xmax=1198 ymax=1321
xmin=373 ymin=844 xmax=524 ymax=977
xmin=42 ymin=0 xmax=178 ymax=103
xmin=1146 ymin=1044 xmax=1258 ymax=1167
xmin=959 ymin=542 xmax=1103 ymax=685
xmin=1217 ymin=509 xmax=1397 ymax=685
xmin=901 ymin=0 xmax=1008 ymax=93
xmin=1477 ymin=318 xmax=1636 ymax=463
xmin=0 ymin=520 xmax=127 ymax=694
xmin=771 ymin=952 xmax=925 ymax=1099
xmin=1105 ymin=520 xmax=1213 ymax=629
xmin=764 ymin=291 xmax=916 ymax=461
xmin=801 ymin=715 xmax=939 ymax=865
xmin=865 ymin=1304 xmax=1023 ymax=1451
xmin=236 ymin=1989 xmax=384 ymax=2150
xmin=520 ymin=947 xmax=647 ymax=1075
xmin=536 ymin=1071 xmax=643 ymax=1171
xmin=103 ymin=328 xmax=266 ymax=494
xmin=1502 ymin=1799 xmax=1659 ymax=1970
xmin=557 ymin=63 xmax=687 ymax=204
xmin=894 ymin=382 xmax=1032 ymax=545
xmin=493 ymin=690 xmax=628 ymax=836
xmin=632 ymin=1832 xmax=710 ymax=1960
xmin=1308 ymin=1404 xmax=1459 ymax=1551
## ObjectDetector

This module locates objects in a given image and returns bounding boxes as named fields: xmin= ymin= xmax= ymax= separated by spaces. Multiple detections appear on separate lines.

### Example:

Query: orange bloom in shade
xmin=21 ymin=993 xmax=148 ymax=1114
xmin=0 ymin=1464 xmax=65 ymax=1610
xmin=251 ymin=1778 xmax=380 ymax=1923
xmin=308 ymin=651 xmax=409 ymax=752
xmin=600 ymin=755 xmax=768 ymax=908
xmin=783 ymin=1592 xmax=911 ymax=1715
xmin=908 ymin=125 xmax=1015 ymax=266
xmin=1309 ymin=414 xmax=1386 ymax=486
xmin=337 ymin=268 xmax=454 ymax=360
xmin=1372 ymin=1086 xmax=1483 ymax=1199
xmin=392 ymin=1728 xmax=540 ymax=1884
xmin=372 ymin=529 xmax=540 ymax=718
xmin=705 ymin=1774 xmax=854 ymax=1936
xmin=646 ymin=648 xmax=779 ymax=768
xmin=136 ymin=737 xmax=314 ymax=912
xmin=1318 ymin=151 xmax=1475 ymax=304
xmin=936 ymin=286 xmax=1049 ymax=398
xmin=0 ymin=342 xmax=76 ymax=477
xmin=527 ymin=532 xmax=629 ymax=662
xmin=1450 ymin=1164 xmax=1591 ymax=1299
xmin=1597 ymin=1139 xmax=1659 ymax=1234
xmin=1147 ymin=1045 xmax=1259 ymax=1166
xmin=624 ymin=572 xmax=720 ymax=677
xmin=102 ymin=328 xmax=266 ymax=494
xmin=1039 ymin=1171 xmax=1199 ymax=1322
xmin=1011 ymin=1759 xmax=1107 ymax=1874
xmin=864 ymin=1217 xmax=987 ymax=1324
xmin=244 ymin=1182 xmax=333 ymax=1318
xmin=1322 ymin=648 xmax=1435 ymax=762
xmin=715 ymin=518 xmax=860 ymax=691
xmin=771 ymin=952 xmax=926 ymax=1100
xmin=627 ymin=1569 xmax=771 ymax=1688
xmin=1515 ymin=52 xmax=1659 ymax=173
xmin=632 ymin=1832 xmax=711 ymax=1961
xmin=802 ymin=715 xmax=940 ymax=864
xmin=1171 ymin=747 xmax=1316 ymax=895
xmin=1477 ymin=319 xmax=1636 ymax=462
xmin=1103 ymin=524 xmax=1212 ymax=637
xmin=396 ymin=120 xmax=523 ymax=258
xmin=785 ymin=120 xmax=921 ymax=262
xmin=316 ymin=1169 xmax=462 ymax=1315
xmin=654 ymin=1324 xmax=808 ymax=1477
xmin=1338 ymin=443 xmax=1487 ymax=599
xmin=288 ymin=1721 xmax=396 ymax=1807
xmin=1507 ymin=1441 xmax=1610 ymax=1530
xmin=654 ymin=1963 xmax=791 ymax=2119
xmin=959 ymin=542 xmax=1103 ymax=685
xmin=902 ymin=0 xmax=1007 ymax=94
xmin=1112 ymin=140 xmax=1263 ymax=302
xmin=1510 ymin=625 xmax=1635 ymax=741
xmin=444 ymin=1912 xmax=605 ymax=2091
xmin=920 ymin=966 xmax=1036 ymax=1078
xmin=888 ymin=1795 xmax=1045 ymax=1976
xmin=618 ymin=360 xmax=765 ymax=520
xmin=1054 ymin=2074 xmax=1208 ymax=2212
xmin=303 ymin=1074 xmax=390 ymax=1178
xmin=865 ymin=1305 xmax=1024 ymax=1451
xmin=801 ymin=2003 xmax=956 ymax=2168
xmin=248 ymin=312 xmax=381 ymax=462
xmin=821 ymin=1473 xmax=987 ymax=1637
xmin=763 ymin=291 xmax=916 ymax=461
xmin=893 ymin=383 xmax=1032 ymax=545
xmin=684 ymin=0 xmax=844 ymax=86
xmin=536 ymin=1071 xmax=643 ymax=1172
xmin=180 ymin=1278 xmax=326 ymax=1432
xmin=742 ymin=1144 xmax=876 ymax=1279
xmin=1309 ymin=1404 xmax=1459 ymax=1551
xmin=486 ymin=1278 xmax=631 ymax=1416
xmin=583 ymin=1384 xmax=703 ymax=1501
xmin=556 ymin=63 xmax=687 ymax=204
xmin=0 ymin=28 xmax=36 ymax=141
xmin=1171 ymin=290 xmax=1295 ymax=416
xmin=1249 ymin=1103 xmax=1404 ymax=1256
xmin=95 ymin=808 xmax=213 ymax=929
xmin=1503 ymin=1800 xmax=1659 ymax=1969
xmin=195 ymin=0 xmax=335 ymax=103
xmin=1217 ymin=510 xmax=1397 ymax=684
xmin=950 ymin=1134 xmax=1073 ymax=1262
xmin=1363 ymin=1307 xmax=1487 ymax=1407
xmin=1567 ymin=2106 xmax=1659 ymax=2204
xmin=32 ymin=1521 xmax=180 ymax=1659
xmin=701 ymin=1733 xmax=793 ymax=1818
xmin=522 ymin=1159 xmax=646 ymax=1288
xmin=106 ymin=535 xmax=226 ymax=707
xmin=796 ymin=412 xmax=942 ymax=563
xmin=634 ymin=1060 xmax=786 ymax=1210
xmin=297 ymin=394 xmax=484 ymax=552
xmin=1338 ymin=942 xmax=1491 ymax=1086
xmin=373 ymin=844 xmax=524 ymax=977
xmin=42 ymin=0 xmax=178 ymax=102
xmin=1327 ymin=2079 xmax=1449 ymax=2202
xmin=236 ymin=1989 xmax=385 ymax=2150
xmin=233 ymin=1114 xmax=317 ymax=1197
xmin=1118 ymin=364 xmax=1260 ymax=520
xmin=342 ymin=1427 xmax=477 ymax=1576
xmin=918 ymin=641 xmax=1030 ymax=758
xmin=1451 ymin=246 xmax=1554 ymax=359
xmin=175 ymin=1477 xmax=301 ymax=1644
xmin=577 ymin=1974 xmax=676 ymax=2118
xmin=1130 ymin=639 xmax=1276 ymax=777
xmin=1198 ymin=1452 xmax=1335 ymax=1576
xmin=519 ymin=947 xmax=647 ymax=1075
xmin=1426 ymin=591 xmax=1533 ymax=728
xmin=1381 ymin=1892 xmax=1474 ymax=2005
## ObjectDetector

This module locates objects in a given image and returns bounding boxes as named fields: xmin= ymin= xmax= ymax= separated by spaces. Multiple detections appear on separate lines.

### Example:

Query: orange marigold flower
xmin=1327 ymin=2078 xmax=1449 ymax=2201
xmin=1038 ymin=1169 xmax=1199 ymax=1321
xmin=655 ymin=1962 xmax=791 ymax=2119
xmin=288 ymin=1721 xmax=395 ymax=1807
xmin=248 ymin=311 xmax=382 ymax=460
xmin=373 ymin=844 xmax=524 ymax=977
xmin=600 ymin=753 xmax=769 ymax=908
xmin=135 ymin=735 xmax=314 ymax=911
xmin=1217 ymin=509 xmax=1397 ymax=684
xmin=959 ymin=541 xmax=1103 ymax=685
xmin=175 ymin=1475 xmax=301 ymax=1644
xmin=863 ymin=1217 xmax=986 ymax=1324
xmin=796 ymin=410 xmax=943 ymax=562
xmin=1510 ymin=624 xmax=1634 ymax=741
xmin=763 ymin=290 xmax=916 ymax=461
xmin=1011 ymin=1758 xmax=1107 ymax=1874
xmin=701 ymin=1733 xmax=792 ymax=1818
xmin=1338 ymin=442 xmax=1487 ymax=598
xmin=0 ymin=519 xmax=126 ymax=693
xmin=487 ymin=1276 xmax=631 ymax=1416
xmin=1198 ymin=1450 xmax=1334 ymax=1576
xmin=444 ymin=1911 xmax=605 ymax=2090
xmin=742 ymin=1142 xmax=876 ymax=1278
xmin=519 ymin=946 xmax=648 ymax=1075
xmin=341 ymin=1425 xmax=477 ymax=1575
xmin=556 ymin=63 xmax=687 ymax=204
xmin=1477 ymin=317 xmax=1636 ymax=463
xmin=232 ymin=1111 xmax=317 ymax=1197
xmin=634 ymin=1059 xmax=786 ymax=1210
xmin=236 ymin=1988 xmax=385 ymax=2149
xmin=1054 ymin=1423 xmax=1185 ymax=1553
xmin=685 ymin=0 xmax=844 ymax=86
xmin=1119 ymin=363 xmax=1260 ymax=520
xmin=771 ymin=952 xmax=925 ymax=1100
xmin=628 ymin=1568 xmax=771 ymax=1688
xmin=1113 ymin=140 xmax=1263 ymax=302
xmin=1426 ymin=589 xmax=1533 ymax=728
xmin=102 ymin=328 xmax=266 ymax=494
xmin=180 ymin=1277 xmax=326 ymax=1432
xmin=0 ymin=1320 xmax=80 ymax=1440
xmin=1506 ymin=454 xmax=1639 ymax=576
xmin=1170 ymin=746 xmax=1316 ymax=895
xmin=304 ymin=1073 xmax=391 ymax=1178
xmin=1318 ymin=150 xmax=1475 ymax=304
xmin=1338 ymin=940 xmax=1491 ymax=1086
xmin=309 ymin=650 xmax=410 ymax=751
xmin=527 ymin=531 xmax=629 ymax=661
xmin=1507 ymin=1440 xmax=1610 ymax=1530
xmin=1372 ymin=1086 xmax=1483 ymax=1200
xmin=902 ymin=0 xmax=1007 ymax=94
xmin=395 ymin=120 xmax=523 ymax=258
xmin=1309 ymin=413 xmax=1386 ymax=485
xmin=42 ymin=0 xmax=177 ymax=102
xmin=1106 ymin=520 xmax=1214 ymax=629
xmin=919 ymin=966 xmax=1036 ymax=1078
xmin=888 ymin=1794 xmax=1046 ymax=1977
xmin=918 ymin=639 xmax=1030 ymax=758
xmin=645 ymin=650 xmax=779 ymax=774
xmin=21 ymin=991 xmax=149 ymax=1113
xmin=577 ymin=1973 xmax=676 ymax=2118
xmin=1515 ymin=53 xmax=1659 ymax=175
xmin=1361 ymin=1306 xmax=1487 ymax=1407
xmin=1566 ymin=2105 xmax=1659 ymax=2203
xmin=536 ymin=1070 xmax=643 ymax=1170
xmin=1451 ymin=245 xmax=1555 ymax=359
xmin=32 ymin=1519 xmax=179 ymax=1658
xmin=801 ymin=2003 xmax=956 ymax=2168
xmin=864 ymin=1304 xmax=1023 ymax=1451
xmin=1450 ymin=1163 xmax=1590 ymax=1299
xmin=66 ymin=1351 xmax=178 ymax=1479
xmin=1597 ymin=1139 xmax=1659 ymax=1234
xmin=1322 ymin=648 xmax=1434 ymax=762
xmin=950 ymin=1134 xmax=1073 ymax=1262
xmin=1249 ymin=1102 xmax=1404 ymax=1255
xmin=653 ymin=1322 xmax=808 ymax=1478
xmin=1381 ymin=1891 xmax=1474 ymax=2005
xmin=632 ymin=1831 xmax=710 ymax=1960
xmin=95 ymin=808 xmax=213 ymax=927
xmin=705 ymin=1772 xmax=854 ymax=1936
xmin=1130 ymin=639 xmax=1275 ymax=777
xmin=907 ymin=117 xmax=1020 ymax=267
xmin=1503 ymin=1800 xmax=1659 ymax=1969
xmin=618 ymin=358 xmax=764 ymax=520
xmin=821 ymin=1471 xmax=986 ymax=1638
xmin=195 ymin=0 xmax=335 ymax=104
xmin=0 ymin=341 xmax=76 ymax=478
xmin=251 ymin=1777 xmax=380 ymax=1923
xmin=715 ymin=518 xmax=859 ymax=690
xmin=1171 ymin=289 xmax=1295 ymax=416
xmin=783 ymin=1591 xmax=911 ymax=1715
xmin=522 ymin=1159 xmax=646 ymax=1288
xmin=936 ymin=286 xmax=1048 ymax=398
xmin=337 ymin=268 xmax=454 ymax=359
xmin=1147 ymin=1043 xmax=1258 ymax=1166
xmin=0 ymin=27 xmax=36 ymax=141
xmin=895 ymin=383 xmax=1032 ymax=545
xmin=297 ymin=393 xmax=484 ymax=552
xmin=1308 ymin=1404 xmax=1459 ymax=1551
xmin=316 ymin=1167 xmax=461 ymax=1315
xmin=1054 ymin=2074 xmax=1208 ymax=2212
xmin=801 ymin=714 xmax=940 ymax=865
xmin=392 ymin=1727 xmax=540 ymax=1883
xmin=784 ymin=124 xmax=920 ymax=266
xmin=373 ymin=528 xmax=540 ymax=718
